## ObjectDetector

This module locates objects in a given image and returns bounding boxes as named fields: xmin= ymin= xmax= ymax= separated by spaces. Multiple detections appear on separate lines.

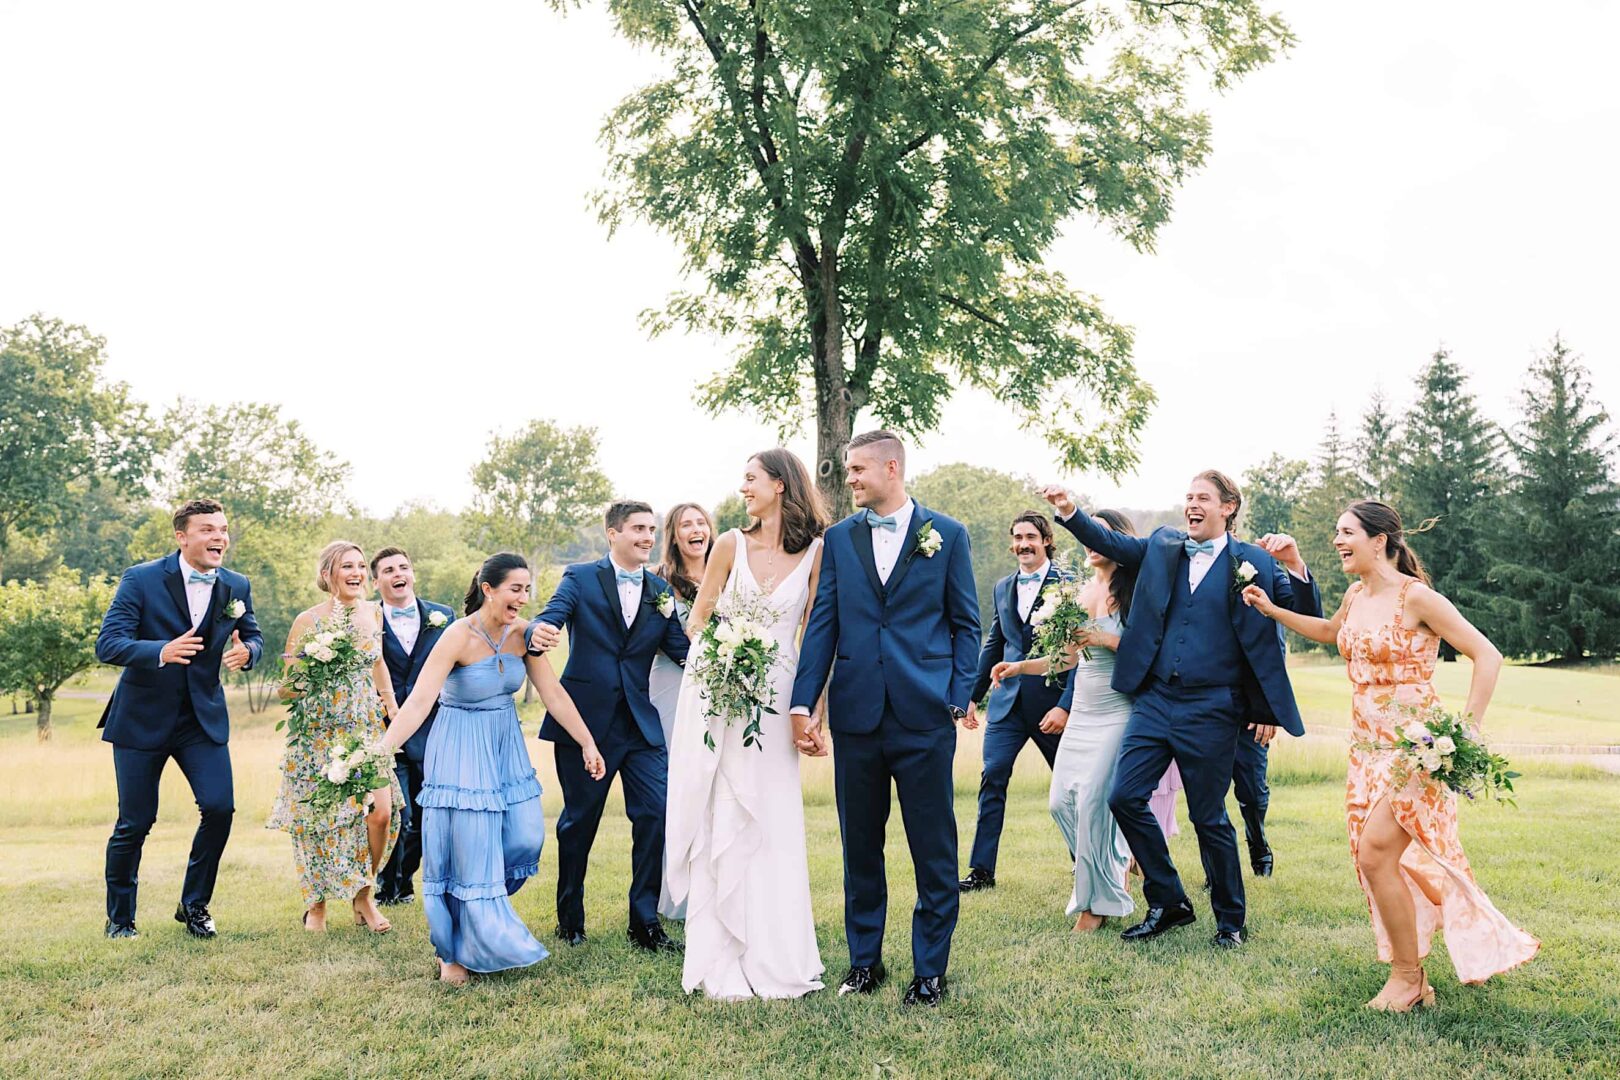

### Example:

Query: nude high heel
xmin=1366 ymin=964 xmax=1435 ymax=1012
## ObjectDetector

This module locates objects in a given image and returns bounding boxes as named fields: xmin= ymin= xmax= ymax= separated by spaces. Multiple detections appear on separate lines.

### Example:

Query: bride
xmin=665 ymin=448 xmax=829 ymax=1000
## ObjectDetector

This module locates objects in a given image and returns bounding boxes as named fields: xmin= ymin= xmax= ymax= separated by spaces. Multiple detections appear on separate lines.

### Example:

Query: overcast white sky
xmin=3 ymin=2 xmax=1616 ymax=518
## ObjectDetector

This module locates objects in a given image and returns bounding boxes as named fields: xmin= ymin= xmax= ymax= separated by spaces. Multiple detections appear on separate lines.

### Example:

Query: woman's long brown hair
xmin=742 ymin=448 xmax=829 ymax=555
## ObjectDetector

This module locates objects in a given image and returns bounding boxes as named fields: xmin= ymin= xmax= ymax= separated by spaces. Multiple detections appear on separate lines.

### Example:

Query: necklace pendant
xmin=497 ymin=656 xmax=505 ymax=674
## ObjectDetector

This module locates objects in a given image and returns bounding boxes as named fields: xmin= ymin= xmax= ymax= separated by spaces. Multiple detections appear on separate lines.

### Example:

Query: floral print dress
xmin=268 ymin=615 xmax=402 ymax=905
xmin=1339 ymin=579 xmax=1538 ymax=983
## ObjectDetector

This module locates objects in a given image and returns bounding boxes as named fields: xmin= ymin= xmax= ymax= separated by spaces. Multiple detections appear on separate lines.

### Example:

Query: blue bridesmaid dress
xmin=419 ymin=631 xmax=549 ymax=972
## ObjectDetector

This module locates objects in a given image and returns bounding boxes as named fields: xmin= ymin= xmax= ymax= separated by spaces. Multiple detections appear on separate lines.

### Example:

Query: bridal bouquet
xmin=304 ymin=735 xmax=394 ymax=814
xmin=1028 ymin=553 xmax=1091 ymax=685
xmin=1362 ymin=702 xmax=1521 ymax=807
xmin=278 ymin=605 xmax=373 ymax=745
xmin=690 ymin=587 xmax=780 ymax=751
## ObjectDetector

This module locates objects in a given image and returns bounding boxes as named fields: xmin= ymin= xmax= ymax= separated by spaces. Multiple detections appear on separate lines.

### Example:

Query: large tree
xmin=1355 ymin=387 xmax=1400 ymax=504
xmin=1291 ymin=411 xmax=1361 ymax=643
xmin=1400 ymin=349 xmax=1500 ymax=659
xmin=0 ymin=315 xmax=159 ymax=581
xmin=1486 ymin=338 xmax=1620 ymax=660
xmin=466 ymin=419 xmax=614 ymax=571
xmin=584 ymin=0 xmax=1292 ymax=512
xmin=1241 ymin=453 xmax=1309 ymax=537
xmin=0 ymin=569 xmax=116 ymax=741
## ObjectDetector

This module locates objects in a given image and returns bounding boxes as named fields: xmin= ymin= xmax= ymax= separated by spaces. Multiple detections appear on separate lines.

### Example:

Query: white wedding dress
xmin=665 ymin=531 xmax=825 ymax=1000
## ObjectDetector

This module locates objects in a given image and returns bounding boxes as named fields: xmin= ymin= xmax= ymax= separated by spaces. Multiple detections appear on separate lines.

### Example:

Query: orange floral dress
xmin=1340 ymin=579 xmax=1538 ymax=984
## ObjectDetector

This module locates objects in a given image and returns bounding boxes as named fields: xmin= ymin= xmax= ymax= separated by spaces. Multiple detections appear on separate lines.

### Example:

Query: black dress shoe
xmin=174 ymin=902 xmax=217 ymax=939
xmin=902 ymin=975 xmax=947 ymax=1007
xmin=1120 ymin=899 xmax=1196 ymax=941
xmin=958 ymin=867 xmax=996 ymax=893
xmin=837 ymin=963 xmax=887 ymax=996
xmin=555 ymin=926 xmax=588 ymax=947
xmin=1251 ymin=849 xmax=1274 ymax=877
xmin=104 ymin=920 xmax=138 ymax=940
xmin=1212 ymin=928 xmax=1246 ymax=949
xmin=627 ymin=922 xmax=682 ymax=953
xmin=377 ymin=892 xmax=416 ymax=907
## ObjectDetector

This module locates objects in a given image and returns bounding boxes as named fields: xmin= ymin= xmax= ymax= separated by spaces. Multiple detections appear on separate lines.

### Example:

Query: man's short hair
xmin=173 ymin=498 xmax=225 ymax=533
xmin=1193 ymin=469 xmax=1243 ymax=533
xmin=369 ymin=545 xmax=409 ymax=577
xmin=847 ymin=429 xmax=906 ymax=472
xmin=606 ymin=500 xmax=655 ymax=533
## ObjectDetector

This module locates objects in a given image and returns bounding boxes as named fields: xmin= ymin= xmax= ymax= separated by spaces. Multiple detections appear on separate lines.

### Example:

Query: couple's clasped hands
xmin=792 ymin=709 xmax=828 ymax=757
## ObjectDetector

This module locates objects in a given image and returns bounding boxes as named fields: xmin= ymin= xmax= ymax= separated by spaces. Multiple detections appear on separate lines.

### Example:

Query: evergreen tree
xmin=1487 ymin=337 xmax=1620 ymax=660
xmin=1241 ymin=454 xmax=1311 ymax=538
xmin=1399 ymin=349 xmax=1500 ymax=659
xmin=1291 ymin=412 xmax=1363 ymax=646
xmin=1356 ymin=387 xmax=1400 ymax=503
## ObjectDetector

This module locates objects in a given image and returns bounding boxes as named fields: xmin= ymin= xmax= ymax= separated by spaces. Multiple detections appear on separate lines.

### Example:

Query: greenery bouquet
xmin=1368 ymin=702 xmax=1521 ymax=807
xmin=1028 ymin=554 xmax=1091 ymax=685
xmin=277 ymin=605 xmax=373 ymax=745
xmin=690 ymin=587 xmax=781 ymax=751
xmin=304 ymin=734 xmax=394 ymax=814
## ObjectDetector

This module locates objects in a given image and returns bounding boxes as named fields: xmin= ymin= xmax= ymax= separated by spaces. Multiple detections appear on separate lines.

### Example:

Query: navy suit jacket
xmin=380 ymin=598 xmax=456 ymax=761
xmin=791 ymin=502 xmax=981 ymax=735
xmin=971 ymin=565 xmax=1069 ymax=724
xmin=532 ymin=559 xmax=690 ymax=747
xmin=1055 ymin=512 xmax=1322 ymax=737
xmin=95 ymin=551 xmax=265 ymax=749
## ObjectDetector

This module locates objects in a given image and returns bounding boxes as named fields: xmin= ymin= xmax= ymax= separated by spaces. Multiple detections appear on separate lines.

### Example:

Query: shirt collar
xmin=876 ymin=497 xmax=915 ymax=536
xmin=386 ymin=598 xmax=418 ymax=615
xmin=608 ymin=556 xmax=644 ymax=580
xmin=178 ymin=553 xmax=211 ymax=582
xmin=1022 ymin=560 xmax=1051 ymax=583
xmin=1203 ymin=534 xmax=1230 ymax=559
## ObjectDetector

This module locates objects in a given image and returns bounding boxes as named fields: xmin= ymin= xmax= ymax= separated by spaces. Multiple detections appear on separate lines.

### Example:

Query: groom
xmin=95 ymin=498 xmax=263 ymax=940
xmin=792 ymin=430 xmax=980 ymax=1007
xmin=1042 ymin=473 xmax=1319 ymax=948
xmin=528 ymin=500 xmax=690 ymax=952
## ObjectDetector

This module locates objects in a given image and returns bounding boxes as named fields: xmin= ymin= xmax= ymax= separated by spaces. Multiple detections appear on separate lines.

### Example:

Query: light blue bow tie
xmin=1017 ymin=572 xmax=1043 ymax=585
xmin=865 ymin=510 xmax=898 ymax=532
xmin=389 ymin=605 xmax=416 ymax=620
xmin=616 ymin=569 xmax=643 ymax=586
xmin=187 ymin=570 xmax=217 ymax=585
xmin=1183 ymin=539 xmax=1216 ymax=557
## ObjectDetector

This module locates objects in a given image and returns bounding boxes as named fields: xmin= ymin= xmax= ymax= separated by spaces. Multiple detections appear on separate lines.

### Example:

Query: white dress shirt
xmin=385 ymin=601 xmax=421 ymax=654
xmin=177 ymin=554 xmax=214 ymax=629
xmin=1015 ymin=560 xmax=1050 ymax=622
xmin=1186 ymin=534 xmax=1228 ymax=592
xmin=869 ymin=498 xmax=916 ymax=584
xmin=608 ymin=557 xmax=643 ymax=626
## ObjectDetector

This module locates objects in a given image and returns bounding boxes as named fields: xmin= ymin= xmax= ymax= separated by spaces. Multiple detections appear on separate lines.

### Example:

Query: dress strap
xmin=1393 ymin=578 xmax=1416 ymax=630
xmin=469 ymin=618 xmax=512 ymax=656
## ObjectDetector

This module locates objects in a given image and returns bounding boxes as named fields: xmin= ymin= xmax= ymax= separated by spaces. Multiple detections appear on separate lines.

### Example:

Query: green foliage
xmin=341 ymin=503 xmax=485 ymax=611
xmin=1486 ymin=338 xmax=1620 ymax=660
xmin=910 ymin=462 xmax=1076 ymax=627
xmin=711 ymin=492 xmax=750 ymax=534
xmin=0 ymin=315 xmax=160 ymax=581
xmin=1355 ymin=387 xmax=1400 ymax=503
xmin=0 ymin=569 xmax=115 ymax=740
xmin=466 ymin=419 xmax=613 ymax=564
xmin=584 ymin=0 xmax=1291 ymax=510
xmin=1242 ymin=453 xmax=1310 ymax=537
xmin=1400 ymin=349 xmax=1502 ymax=659
xmin=159 ymin=400 xmax=352 ymax=533
xmin=1291 ymin=412 xmax=1363 ymax=647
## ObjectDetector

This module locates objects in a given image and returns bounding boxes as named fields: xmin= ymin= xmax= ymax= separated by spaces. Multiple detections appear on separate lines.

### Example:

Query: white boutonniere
xmin=426 ymin=609 xmax=449 ymax=629
xmin=1233 ymin=558 xmax=1258 ymax=599
xmin=221 ymin=598 xmax=245 ymax=621
xmin=915 ymin=521 xmax=942 ymax=558
xmin=655 ymin=589 xmax=676 ymax=618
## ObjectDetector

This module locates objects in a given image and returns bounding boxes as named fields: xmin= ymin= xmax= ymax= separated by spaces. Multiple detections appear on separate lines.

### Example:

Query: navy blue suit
xmin=532 ymin=559 xmax=689 ymax=931
xmin=792 ymin=502 xmax=980 ymax=978
xmin=375 ymin=598 xmax=456 ymax=901
xmin=1055 ymin=512 xmax=1320 ymax=933
xmin=95 ymin=551 xmax=264 ymax=926
xmin=964 ymin=566 xmax=1068 ymax=875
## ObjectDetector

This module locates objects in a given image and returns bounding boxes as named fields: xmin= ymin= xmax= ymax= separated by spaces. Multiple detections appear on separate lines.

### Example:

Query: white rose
xmin=316 ymin=632 xmax=335 ymax=647
xmin=303 ymin=640 xmax=321 ymax=657
xmin=1401 ymin=723 xmax=1431 ymax=744
xmin=1029 ymin=604 xmax=1052 ymax=626
xmin=347 ymin=747 xmax=370 ymax=766
xmin=1433 ymin=736 xmax=1456 ymax=755
xmin=1418 ymin=750 xmax=1443 ymax=773
xmin=325 ymin=761 xmax=351 ymax=784
xmin=225 ymin=599 xmax=245 ymax=618
xmin=427 ymin=610 xmax=448 ymax=628
xmin=716 ymin=641 xmax=736 ymax=660
xmin=1237 ymin=560 xmax=1258 ymax=583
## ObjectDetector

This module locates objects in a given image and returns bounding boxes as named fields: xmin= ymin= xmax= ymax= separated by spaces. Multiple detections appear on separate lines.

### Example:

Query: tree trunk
xmin=809 ymin=260 xmax=856 ymax=519
xmin=35 ymin=695 xmax=52 ymax=742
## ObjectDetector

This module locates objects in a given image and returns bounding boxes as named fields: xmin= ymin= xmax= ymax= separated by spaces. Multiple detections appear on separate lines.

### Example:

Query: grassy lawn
xmin=2 ymin=667 xmax=1617 ymax=1078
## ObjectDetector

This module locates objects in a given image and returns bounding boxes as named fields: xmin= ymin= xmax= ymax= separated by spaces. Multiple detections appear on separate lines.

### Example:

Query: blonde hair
xmin=316 ymin=540 xmax=366 ymax=593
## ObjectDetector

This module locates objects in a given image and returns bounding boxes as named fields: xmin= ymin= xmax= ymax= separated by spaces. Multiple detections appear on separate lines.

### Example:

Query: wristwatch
xmin=949 ymin=705 xmax=968 ymax=721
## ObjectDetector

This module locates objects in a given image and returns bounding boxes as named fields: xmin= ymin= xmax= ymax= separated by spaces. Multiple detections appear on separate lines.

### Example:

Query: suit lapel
xmin=204 ymin=578 xmax=229 ymax=643
xmin=883 ymin=502 xmax=928 ymax=598
xmin=407 ymin=605 xmax=443 ymax=681
xmin=163 ymin=552 xmax=192 ymax=626
xmin=851 ymin=520 xmax=885 ymax=599
xmin=597 ymin=559 xmax=630 ymax=638
xmin=627 ymin=578 xmax=654 ymax=641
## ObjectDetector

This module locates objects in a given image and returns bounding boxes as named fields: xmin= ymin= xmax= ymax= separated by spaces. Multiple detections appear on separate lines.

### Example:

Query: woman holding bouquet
xmin=992 ymin=510 xmax=1155 ymax=932
xmin=270 ymin=541 xmax=402 ymax=934
xmin=1242 ymin=501 xmax=1537 ymax=1011
xmin=381 ymin=553 xmax=605 ymax=986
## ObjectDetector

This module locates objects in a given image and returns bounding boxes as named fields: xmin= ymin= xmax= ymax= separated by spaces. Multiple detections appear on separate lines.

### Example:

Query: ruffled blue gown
xmin=419 ymin=652 xmax=549 ymax=972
